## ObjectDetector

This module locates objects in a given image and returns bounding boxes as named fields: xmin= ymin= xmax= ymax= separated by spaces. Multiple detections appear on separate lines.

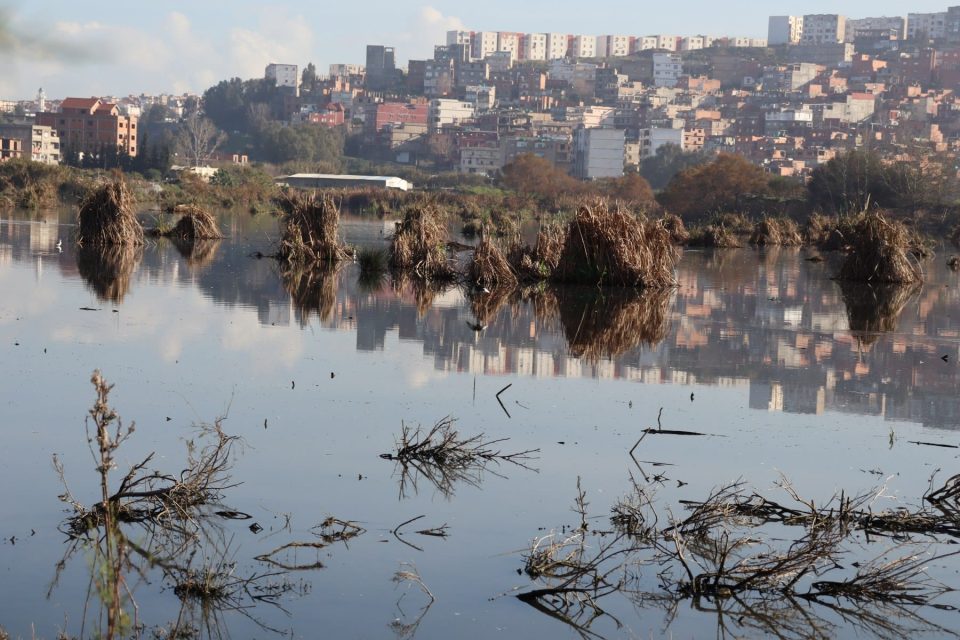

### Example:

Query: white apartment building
xmin=653 ymin=52 xmax=683 ymax=88
xmin=464 ymin=85 xmax=496 ymax=111
xmin=471 ymin=31 xmax=499 ymax=60
xmin=657 ymin=35 xmax=679 ymax=51
xmin=265 ymin=63 xmax=299 ymax=91
xmin=571 ymin=35 xmax=597 ymax=58
xmin=801 ymin=14 xmax=846 ymax=44
xmin=497 ymin=32 xmax=521 ymax=62
xmin=547 ymin=33 xmax=569 ymax=59
xmin=846 ymin=16 xmax=906 ymax=40
xmin=639 ymin=127 xmax=683 ymax=159
xmin=682 ymin=36 xmax=706 ymax=51
xmin=573 ymin=127 xmax=625 ymax=179
xmin=524 ymin=33 xmax=548 ymax=61
xmin=428 ymin=99 xmax=475 ymax=132
xmin=447 ymin=30 xmax=473 ymax=47
xmin=907 ymin=11 xmax=947 ymax=40
xmin=599 ymin=35 xmax=633 ymax=58
xmin=0 ymin=123 xmax=61 ymax=164
xmin=768 ymin=16 xmax=804 ymax=45
xmin=637 ymin=36 xmax=659 ymax=51
xmin=329 ymin=64 xmax=364 ymax=77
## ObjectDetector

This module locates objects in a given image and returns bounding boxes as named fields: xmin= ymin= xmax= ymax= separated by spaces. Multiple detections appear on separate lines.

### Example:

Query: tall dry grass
xmin=77 ymin=180 xmax=144 ymax=246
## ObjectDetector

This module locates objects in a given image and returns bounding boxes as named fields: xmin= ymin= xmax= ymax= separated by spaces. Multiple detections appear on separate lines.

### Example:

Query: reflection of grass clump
xmin=76 ymin=244 xmax=143 ymax=304
xmin=839 ymin=281 xmax=918 ymax=346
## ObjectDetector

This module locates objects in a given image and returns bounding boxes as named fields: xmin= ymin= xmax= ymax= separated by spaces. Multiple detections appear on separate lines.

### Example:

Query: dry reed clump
xmin=837 ymin=211 xmax=922 ymax=284
xmin=276 ymin=191 xmax=350 ymax=264
xmin=687 ymin=224 xmax=742 ymax=248
xmin=166 ymin=205 xmax=221 ymax=240
xmin=507 ymin=223 xmax=564 ymax=283
xmin=77 ymin=180 xmax=144 ymax=246
xmin=839 ymin=281 xmax=918 ymax=346
xmin=390 ymin=206 xmax=455 ymax=280
xmin=76 ymin=244 xmax=143 ymax=304
xmin=281 ymin=264 xmax=340 ymax=326
xmin=661 ymin=213 xmax=690 ymax=245
xmin=556 ymin=287 xmax=673 ymax=361
xmin=950 ymin=225 xmax=960 ymax=248
xmin=467 ymin=236 xmax=517 ymax=290
xmin=748 ymin=217 xmax=803 ymax=247
xmin=553 ymin=202 xmax=679 ymax=288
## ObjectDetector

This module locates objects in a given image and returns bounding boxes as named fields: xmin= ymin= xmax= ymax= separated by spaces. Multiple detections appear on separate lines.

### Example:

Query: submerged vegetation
xmin=276 ymin=190 xmax=350 ymax=264
xmin=389 ymin=206 xmax=456 ymax=281
xmin=77 ymin=179 xmax=144 ymax=246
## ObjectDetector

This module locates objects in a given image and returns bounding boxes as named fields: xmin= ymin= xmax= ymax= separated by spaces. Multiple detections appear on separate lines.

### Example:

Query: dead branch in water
xmin=380 ymin=416 xmax=538 ymax=498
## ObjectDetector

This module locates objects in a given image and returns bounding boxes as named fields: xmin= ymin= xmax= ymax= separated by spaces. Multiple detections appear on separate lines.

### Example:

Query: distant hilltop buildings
xmin=769 ymin=8 xmax=960 ymax=45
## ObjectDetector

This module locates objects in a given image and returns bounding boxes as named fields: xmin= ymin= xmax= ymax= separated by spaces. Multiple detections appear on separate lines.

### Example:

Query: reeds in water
xmin=167 ymin=205 xmax=222 ymax=240
xmin=687 ymin=224 xmax=742 ymax=248
xmin=839 ymin=280 xmax=919 ymax=346
xmin=276 ymin=191 xmax=350 ymax=264
xmin=281 ymin=263 xmax=340 ymax=326
xmin=748 ymin=217 xmax=803 ymax=247
xmin=77 ymin=179 xmax=144 ymax=246
xmin=837 ymin=211 xmax=922 ymax=284
xmin=507 ymin=223 xmax=564 ymax=283
xmin=553 ymin=202 xmax=679 ymax=288
xmin=390 ymin=206 xmax=455 ymax=280
xmin=661 ymin=213 xmax=690 ymax=245
xmin=467 ymin=236 xmax=517 ymax=290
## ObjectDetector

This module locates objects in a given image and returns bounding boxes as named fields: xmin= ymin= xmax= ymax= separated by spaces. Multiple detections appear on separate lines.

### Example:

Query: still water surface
xmin=1 ymin=208 xmax=959 ymax=638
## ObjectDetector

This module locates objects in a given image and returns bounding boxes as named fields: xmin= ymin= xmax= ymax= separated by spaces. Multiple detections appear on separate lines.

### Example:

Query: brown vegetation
xmin=657 ymin=153 xmax=770 ymax=220
xmin=276 ymin=190 xmax=350 ymax=264
xmin=553 ymin=202 xmax=679 ymax=288
xmin=467 ymin=236 xmax=518 ymax=289
xmin=686 ymin=224 xmax=742 ymax=248
xmin=837 ymin=211 xmax=922 ymax=284
xmin=748 ymin=216 xmax=803 ymax=246
xmin=661 ymin=213 xmax=690 ymax=245
xmin=77 ymin=179 xmax=144 ymax=246
xmin=389 ymin=206 xmax=455 ymax=280
xmin=166 ymin=205 xmax=222 ymax=240
xmin=507 ymin=223 xmax=564 ymax=282
xmin=281 ymin=264 xmax=340 ymax=326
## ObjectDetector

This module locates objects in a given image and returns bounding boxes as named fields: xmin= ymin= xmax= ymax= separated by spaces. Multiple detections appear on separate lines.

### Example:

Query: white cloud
xmin=228 ymin=10 xmax=314 ymax=80
xmin=393 ymin=6 xmax=465 ymax=61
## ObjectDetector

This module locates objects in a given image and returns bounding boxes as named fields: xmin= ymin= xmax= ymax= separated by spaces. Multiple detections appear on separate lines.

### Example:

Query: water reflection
xmin=76 ymin=244 xmax=142 ymax=304
xmin=839 ymin=280 xmax=920 ymax=347
xmin=554 ymin=287 xmax=673 ymax=361
xmin=170 ymin=237 xmax=222 ymax=270
xmin=5 ymin=213 xmax=960 ymax=429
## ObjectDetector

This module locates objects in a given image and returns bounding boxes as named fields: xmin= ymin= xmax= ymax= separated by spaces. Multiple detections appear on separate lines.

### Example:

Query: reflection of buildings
xmin=4 ymin=212 xmax=960 ymax=430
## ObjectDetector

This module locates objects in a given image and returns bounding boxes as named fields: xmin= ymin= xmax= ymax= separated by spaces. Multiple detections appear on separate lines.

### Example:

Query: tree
xmin=640 ymin=143 xmax=711 ymax=190
xmin=176 ymin=114 xmax=226 ymax=167
xmin=302 ymin=63 xmax=318 ymax=94
xmin=500 ymin=153 xmax=581 ymax=199
xmin=657 ymin=153 xmax=770 ymax=220
xmin=601 ymin=173 xmax=654 ymax=203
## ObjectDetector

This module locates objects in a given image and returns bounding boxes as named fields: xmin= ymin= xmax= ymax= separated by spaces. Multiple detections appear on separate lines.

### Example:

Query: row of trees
xmin=497 ymin=146 xmax=955 ymax=220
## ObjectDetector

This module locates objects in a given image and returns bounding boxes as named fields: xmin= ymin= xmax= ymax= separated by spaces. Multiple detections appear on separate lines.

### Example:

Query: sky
xmin=0 ymin=0 xmax=953 ymax=100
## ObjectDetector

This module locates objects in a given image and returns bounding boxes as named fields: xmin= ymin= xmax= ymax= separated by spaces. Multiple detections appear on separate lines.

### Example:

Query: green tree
xmin=657 ymin=153 xmax=769 ymax=220
xmin=640 ymin=143 xmax=711 ymax=190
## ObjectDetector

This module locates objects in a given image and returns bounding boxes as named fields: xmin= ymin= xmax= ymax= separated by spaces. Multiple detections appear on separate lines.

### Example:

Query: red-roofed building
xmin=36 ymin=97 xmax=138 ymax=157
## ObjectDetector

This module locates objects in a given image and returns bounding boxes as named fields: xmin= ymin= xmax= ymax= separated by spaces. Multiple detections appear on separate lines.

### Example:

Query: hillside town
xmin=3 ymin=8 xmax=960 ymax=187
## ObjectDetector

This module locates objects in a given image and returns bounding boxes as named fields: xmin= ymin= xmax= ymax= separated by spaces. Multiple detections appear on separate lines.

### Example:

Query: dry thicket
xmin=166 ymin=205 xmax=222 ymax=240
xmin=76 ymin=244 xmax=143 ymax=304
xmin=661 ymin=213 xmax=690 ymax=245
xmin=748 ymin=217 xmax=803 ymax=247
xmin=77 ymin=180 xmax=144 ymax=246
xmin=276 ymin=191 xmax=350 ymax=264
xmin=553 ymin=202 xmax=679 ymax=288
xmin=390 ymin=206 xmax=455 ymax=280
xmin=467 ymin=235 xmax=517 ymax=290
xmin=837 ymin=211 xmax=922 ymax=284
xmin=687 ymin=224 xmax=742 ymax=248
xmin=507 ymin=223 xmax=564 ymax=282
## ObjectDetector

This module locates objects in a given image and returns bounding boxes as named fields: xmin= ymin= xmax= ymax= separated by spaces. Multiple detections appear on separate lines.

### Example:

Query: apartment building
xmin=846 ymin=16 xmax=906 ymax=41
xmin=573 ymin=126 xmax=624 ymax=179
xmin=265 ymin=63 xmax=299 ymax=94
xmin=570 ymin=35 xmax=597 ymax=58
xmin=768 ymin=16 xmax=804 ymax=45
xmin=908 ymin=11 xmax=947 ymax=40
xmin=428 ymin=99 xmax=475 ymax=132
xmin=36 ymin=97 xmax=138 ymax=157
xmin=653 ymin=53 xmax=683 ymax=88
xmin=524 ymin=33 xmax=548 ymax=61
xmin=0 ymin=123 xmax=61 ymax=164
xmin=471 ymin=32 xmax=499 ymax=60
xmin=366 ymin=45 xmax=398 ymax=91
xmin=801 ymin=14 xmax=846 ymax=44
xmin=599 ymin=35 xmax=633 ymax=58
xmin=547 ymin=33 xmax=569 ymax=59
xmin=0 ymin=137 xmax=23 ymax=161
xmin=497 ymin=32 xmax=522 ymax=62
